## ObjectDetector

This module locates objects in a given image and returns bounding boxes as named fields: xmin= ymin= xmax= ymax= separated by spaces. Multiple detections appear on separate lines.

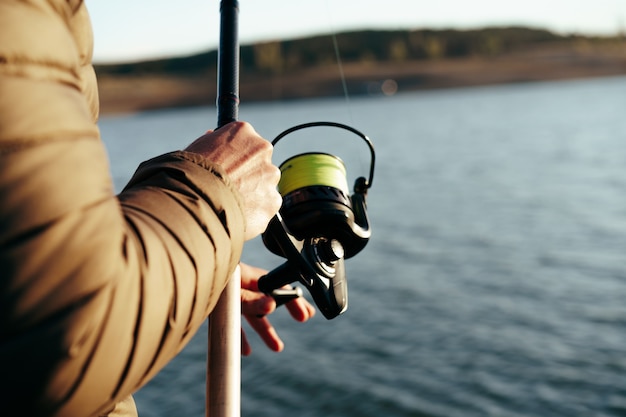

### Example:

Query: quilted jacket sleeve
xmin=0 ymin=1 xmax=246 ymax=416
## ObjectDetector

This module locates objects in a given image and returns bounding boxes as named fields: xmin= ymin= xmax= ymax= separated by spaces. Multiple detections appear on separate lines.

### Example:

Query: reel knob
xmin=318 ymin=239 xmax=344 ymax=263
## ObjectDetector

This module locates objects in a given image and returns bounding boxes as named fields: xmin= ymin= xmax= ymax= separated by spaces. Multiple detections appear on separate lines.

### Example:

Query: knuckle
xmin=257 ymin=138 xmax=273 ymax=154
xmin=270 ymin=164 xmax=281 ymax=184
xmin=273 ymin=193 xmax=283 ymax=212
xmin=233 ymin=120 xmax=247 ymax=130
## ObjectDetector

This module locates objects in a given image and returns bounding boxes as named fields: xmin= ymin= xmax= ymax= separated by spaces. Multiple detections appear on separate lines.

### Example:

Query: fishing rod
xmin=207 ymin=1 xmax=240 ymax=417
xmin=207 ymin=0 xmax=376 ymax=415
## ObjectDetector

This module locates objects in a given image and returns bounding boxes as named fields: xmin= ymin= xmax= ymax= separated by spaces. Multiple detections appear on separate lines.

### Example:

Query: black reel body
xmin=264 ymin=184 xmax=369 ymax=260
xmin=258 ymin=122 xmax=375 ymax=319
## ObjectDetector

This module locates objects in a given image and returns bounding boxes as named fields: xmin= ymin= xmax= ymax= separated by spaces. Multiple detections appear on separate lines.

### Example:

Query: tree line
xmin=95 ymin=26 xmax=622 ymax=77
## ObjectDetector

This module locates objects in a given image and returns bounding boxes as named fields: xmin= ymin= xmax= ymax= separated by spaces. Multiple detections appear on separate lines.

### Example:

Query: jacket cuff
xmin=123 ymin=150 xmax=246 ymax=246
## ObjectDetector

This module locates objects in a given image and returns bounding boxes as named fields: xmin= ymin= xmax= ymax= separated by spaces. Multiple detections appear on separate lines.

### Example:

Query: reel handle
xmin=257 ymin=262 xmax=302 ymax=307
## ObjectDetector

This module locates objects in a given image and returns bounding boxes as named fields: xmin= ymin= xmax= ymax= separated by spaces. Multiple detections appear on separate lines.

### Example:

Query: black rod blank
xmin=216 ymin=0 xmax=240 ymax=128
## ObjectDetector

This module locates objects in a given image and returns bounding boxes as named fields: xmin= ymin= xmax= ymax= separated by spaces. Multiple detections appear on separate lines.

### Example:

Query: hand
xmin=239 ymin=263 xmax=316 ymax=355
xmin=185 ymin=122 xmax=282 ymax=240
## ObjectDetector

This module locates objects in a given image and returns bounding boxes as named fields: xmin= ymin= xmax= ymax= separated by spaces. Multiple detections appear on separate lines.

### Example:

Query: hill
xmin=95 ymin=27 xmax=626 ymax=114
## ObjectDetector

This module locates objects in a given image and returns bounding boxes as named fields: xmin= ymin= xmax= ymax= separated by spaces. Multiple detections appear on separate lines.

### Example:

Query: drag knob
xmin=317 ymin=238 xmax=344 ymax=264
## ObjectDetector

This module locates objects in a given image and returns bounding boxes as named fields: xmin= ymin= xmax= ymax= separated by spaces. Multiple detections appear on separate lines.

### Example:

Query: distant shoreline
xmin=97 ymin=42 xmax=625 ymax=115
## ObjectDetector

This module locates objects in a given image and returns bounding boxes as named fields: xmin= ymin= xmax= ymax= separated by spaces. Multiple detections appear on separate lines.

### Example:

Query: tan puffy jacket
xmin=0 ymin=1 xmax=245 ymax=416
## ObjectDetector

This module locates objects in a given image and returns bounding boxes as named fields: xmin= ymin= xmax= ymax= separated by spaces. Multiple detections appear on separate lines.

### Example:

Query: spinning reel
xmin=258 ymin=122 xmax=376 ymax=319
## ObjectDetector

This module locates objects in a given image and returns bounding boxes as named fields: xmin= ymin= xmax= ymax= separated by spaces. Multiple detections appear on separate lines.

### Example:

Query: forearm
xmin=0 ymin=137 xmax=245 ymax=415
xmin=0 ymin=2 xmax=247 ymax=414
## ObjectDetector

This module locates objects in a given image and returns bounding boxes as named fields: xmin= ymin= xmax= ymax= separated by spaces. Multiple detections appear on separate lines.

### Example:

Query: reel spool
xmin=259 ymin=122 xmax=375 ymax=319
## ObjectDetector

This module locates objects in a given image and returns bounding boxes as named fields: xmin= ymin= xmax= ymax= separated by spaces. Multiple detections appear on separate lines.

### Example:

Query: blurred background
xmin=92 ymin=1 xmax=626 ymax=416
xmin=89 ymin=0 xmax=625 ymax=114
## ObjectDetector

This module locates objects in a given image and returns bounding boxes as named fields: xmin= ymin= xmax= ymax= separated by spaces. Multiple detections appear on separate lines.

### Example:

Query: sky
xmin=88 ymin=0 xmax=625 ymax=64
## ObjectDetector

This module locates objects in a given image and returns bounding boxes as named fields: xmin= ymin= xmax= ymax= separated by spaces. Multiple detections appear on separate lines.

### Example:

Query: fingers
xmin=241 ymin=328 xmax=252 ymax=357
xmin=241 ymin=287 xmax=275 ymax=317
xmin=241 ymin=287 xmax=282 ymax=353
xmin=240 ymin=287 xmax=316 ymax=354
xmin=240 ymin=261 xmax=316 ymax=321
xmin=239 ymin=262 xmax=265 ymax=292
xmin=244 ymin=315 xmax=284 ymax=353
xmin=239 ymin=262 xmax=317 ymax=354
xmin=285 ymin=296 xmax=316 ymax=322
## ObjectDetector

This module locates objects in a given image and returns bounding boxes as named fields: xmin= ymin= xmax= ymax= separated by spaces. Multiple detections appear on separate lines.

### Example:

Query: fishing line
xmin=323 ymin=0 xmax=374 ymax=184
xmin=324 ymin=0 xmax=354 ymax=124
xmin=277 ymin=152 xmax=350 ymax=197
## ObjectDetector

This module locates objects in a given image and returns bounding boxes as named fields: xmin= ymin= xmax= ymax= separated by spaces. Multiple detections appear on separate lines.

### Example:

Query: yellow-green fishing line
xmin=278 ymin=153 xmax=349 ymax=196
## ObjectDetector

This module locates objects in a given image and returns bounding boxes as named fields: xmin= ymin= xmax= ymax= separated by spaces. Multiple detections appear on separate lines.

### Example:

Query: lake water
xmin=99 ymin=76 xmax=626 ymax=417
